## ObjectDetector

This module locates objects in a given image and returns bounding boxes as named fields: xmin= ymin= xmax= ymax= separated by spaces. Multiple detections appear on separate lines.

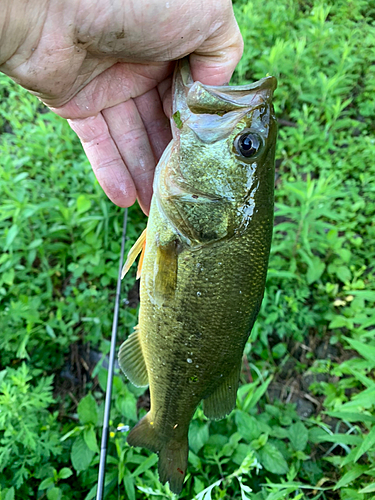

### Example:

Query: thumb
xmin=189 ymin=9 xmax=244 ymax=86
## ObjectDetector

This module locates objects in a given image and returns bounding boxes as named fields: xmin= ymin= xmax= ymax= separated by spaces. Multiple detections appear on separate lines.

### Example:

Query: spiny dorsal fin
xmin=121 ymin=229 xmax=147 ymax=279
xmin=118 ymin=326 xmax=148 ymax=387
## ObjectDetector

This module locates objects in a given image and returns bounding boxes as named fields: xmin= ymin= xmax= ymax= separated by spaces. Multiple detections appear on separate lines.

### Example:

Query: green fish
xmin=119 ymin=59 xmax=277 ymax=494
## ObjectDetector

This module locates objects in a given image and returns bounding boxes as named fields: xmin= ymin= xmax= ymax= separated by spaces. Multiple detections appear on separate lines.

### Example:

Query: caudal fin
xmin=127 ymin=413 xmax=188 ymax=494
xmin=158 ymin=438 xmax=188 ymax=495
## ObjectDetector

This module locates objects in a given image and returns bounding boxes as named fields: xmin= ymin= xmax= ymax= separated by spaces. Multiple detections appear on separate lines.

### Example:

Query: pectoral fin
xmin=154 ymin=240 xmax=179 ymax=305
xmin=118 ymin=326 xmax=148 ymax=387
xmin=121 ymin=229 xmax=147 ymax=279
xmin=203 ymin=364 xmax=241 ymax=420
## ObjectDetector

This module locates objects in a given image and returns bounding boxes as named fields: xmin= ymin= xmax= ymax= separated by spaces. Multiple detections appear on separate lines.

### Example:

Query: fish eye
xmin=235 ymin=132 xmax=262 ymax=158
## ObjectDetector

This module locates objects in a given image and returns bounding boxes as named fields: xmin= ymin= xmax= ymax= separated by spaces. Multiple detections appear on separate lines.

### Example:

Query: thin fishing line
xmin=96 ymin=208 xmax=128 ymax=500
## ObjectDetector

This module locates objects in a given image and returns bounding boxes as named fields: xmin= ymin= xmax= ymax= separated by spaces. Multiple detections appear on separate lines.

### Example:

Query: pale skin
xmin=0 ymin=0 xmax=243 ymax=214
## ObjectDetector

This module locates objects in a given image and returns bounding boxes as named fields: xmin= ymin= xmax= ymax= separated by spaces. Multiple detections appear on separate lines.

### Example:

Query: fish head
xmin=170 ymin=59 xmax=277 ymax=207
xmin=154 ymin=59 xmax=277 ymax=245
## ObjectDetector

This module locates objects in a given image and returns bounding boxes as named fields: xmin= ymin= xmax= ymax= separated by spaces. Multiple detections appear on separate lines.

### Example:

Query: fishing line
xmin=96 ymin=208 xmax=128 ymax=500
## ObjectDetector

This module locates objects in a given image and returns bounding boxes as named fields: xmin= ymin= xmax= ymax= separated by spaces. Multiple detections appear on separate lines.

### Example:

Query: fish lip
xmin=172 ymin=58 xmax=277 ymax=115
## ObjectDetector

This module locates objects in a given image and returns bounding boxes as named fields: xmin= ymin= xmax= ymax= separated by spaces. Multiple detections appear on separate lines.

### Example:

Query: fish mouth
xmin=173 ymin=58 xmax=277 ymax=116
xmin=172 ymin=58 xmax=277 ymax=142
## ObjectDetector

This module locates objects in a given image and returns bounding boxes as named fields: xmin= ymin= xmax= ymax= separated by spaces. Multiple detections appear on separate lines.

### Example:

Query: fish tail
xmin=127 ymin=413 xmax=188 ymax=494
xmin=158 ymin=437 xmax=188 ymax=495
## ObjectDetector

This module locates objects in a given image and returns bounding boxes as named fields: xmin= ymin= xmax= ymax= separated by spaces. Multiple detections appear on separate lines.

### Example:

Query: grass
xmin=1 ymin=0 xmax=375 ymax=499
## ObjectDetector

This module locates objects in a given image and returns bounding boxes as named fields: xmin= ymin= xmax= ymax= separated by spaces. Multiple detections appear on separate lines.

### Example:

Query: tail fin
xmin=158 ymin=438 xmax=188 ymax=495
xmin=127 ymin=413 xmax=188 ymax=495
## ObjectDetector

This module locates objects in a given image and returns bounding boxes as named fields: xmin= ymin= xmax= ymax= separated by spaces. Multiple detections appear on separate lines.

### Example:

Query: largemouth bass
xmin=119 ymin=59 xmax=277 ymax=494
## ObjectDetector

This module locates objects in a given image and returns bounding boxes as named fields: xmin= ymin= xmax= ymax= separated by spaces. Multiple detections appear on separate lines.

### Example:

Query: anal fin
xmin=118 ymin=326 xmax=148 ymax=387
xmin=121 ymin=229 xmax=147 ymax=279
xmin=203 ymin=364 xmax=241 ymax=420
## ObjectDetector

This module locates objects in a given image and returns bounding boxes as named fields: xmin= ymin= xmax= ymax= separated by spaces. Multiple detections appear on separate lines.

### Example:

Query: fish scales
xmin=119 ymin=58 xmax=277 ymax=494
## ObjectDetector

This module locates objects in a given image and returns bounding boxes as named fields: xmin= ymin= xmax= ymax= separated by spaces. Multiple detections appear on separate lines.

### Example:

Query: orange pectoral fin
xmin=136 ymin=238 xmax=147 ymax=280
xmin=121 ymin=229 xmax=147 ymax=279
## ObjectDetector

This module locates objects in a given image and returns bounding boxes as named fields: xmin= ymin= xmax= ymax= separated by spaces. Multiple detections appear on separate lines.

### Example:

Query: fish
xmin=119 ymin=58 xmax=277 ymax=495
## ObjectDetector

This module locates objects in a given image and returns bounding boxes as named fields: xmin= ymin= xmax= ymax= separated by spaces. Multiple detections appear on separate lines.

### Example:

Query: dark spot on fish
xmin=174 ymin=239 xmax=183 ymax=254
xmin=192 ymin=195 xmax=198 ymax=199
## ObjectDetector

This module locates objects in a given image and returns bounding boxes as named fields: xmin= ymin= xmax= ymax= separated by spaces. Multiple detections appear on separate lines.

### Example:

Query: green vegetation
xmin=1 ymin=0 xmax=375 ymax=498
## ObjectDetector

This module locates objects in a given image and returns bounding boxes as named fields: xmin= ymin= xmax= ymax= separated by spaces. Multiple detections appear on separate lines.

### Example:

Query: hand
xmin=0 ymin=0 xmax=243 ymax=214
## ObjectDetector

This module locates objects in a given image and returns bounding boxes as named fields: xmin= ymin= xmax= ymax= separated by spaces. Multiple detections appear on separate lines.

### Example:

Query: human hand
xmin=0 ymin=0 xmax=243 ymax=214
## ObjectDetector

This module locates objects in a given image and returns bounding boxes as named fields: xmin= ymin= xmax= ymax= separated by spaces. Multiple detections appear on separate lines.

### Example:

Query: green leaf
xmin=333 ymin=464 xmax=367 ymax=490
xmin=46 ymin=324 xmax=56 ymax=339
xmin=115 ymin=391 xmax=137 ymax=422
xmin=5 ymin=225 xmax=19 ymax=250
xmin=306 ymin=256 xmax=325 ymax=284
xmin=242 ymin=376 xmax=272 ymax=411
xmin=77 ymin=393 xmax=98 ymax=425
xmin=47 ymin=488 xmax=62 ymax=500
xmin=71 ymin=435 xmax=95 ymax=472
xmin=232 ymin=443 xmax=250 ymax=465
xmin=251 ymin=433 xmax=268 ymax=450
xmin=84 ymin=485 xmax=97 ymax=500
xmin=235 ymin=411 xmax=261 ymax=442
xmin=27 ymin=238 xmax=43 ymax=249
xmin=5 ymin=487 xmax=15 ymax=500
xmin=354 ymin=426 xmax=375 ymax=462
xmin=58 ymin=467 xmax=73 ymax=479
xmin=76 ymin=195 xmax=92 ymax=214
xmin=346 ymin=290 xmax=375 ymax=302
xmin=2 ymin=268 xmax=15 ymax=286
xmin=172 ymin=111 xmax=183 ymax=129
xmin=336 ymin=265 xmax=351 ymax=283
xmin=329 ymin=316 xmax=353 ymax=329
xmin=258 ymin=443 xmax=289 ymax=475
xmin=84 ymin=427 xmax=99 ymax=453
xmin=123 ymin=473 xmax=136 ymax=500
xmin=132 ymin=454 xmax=158 ymax=477
xmin=340 ymin=386 xmax=375 ymax=410
xmin=189 ymin=421 xmax=209 ymax=454
xmin=359 ymin=483 xmax=375 ymax=493
xmin=343 ymin=337 xmax=375 ymax=367
xmin=309 ymin=428 xmax=362 ymax=445
xmin=289 ymin=422 xmax=308 ymax=451
xmin=39 ymin=477 xmax=54 ymax=490
xmin=327 ymin=411 xmax=375 ymax=424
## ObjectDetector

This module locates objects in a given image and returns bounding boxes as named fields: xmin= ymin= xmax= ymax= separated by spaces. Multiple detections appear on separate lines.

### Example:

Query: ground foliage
xmin=0 ymin=0 xmax=375 ymax=498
